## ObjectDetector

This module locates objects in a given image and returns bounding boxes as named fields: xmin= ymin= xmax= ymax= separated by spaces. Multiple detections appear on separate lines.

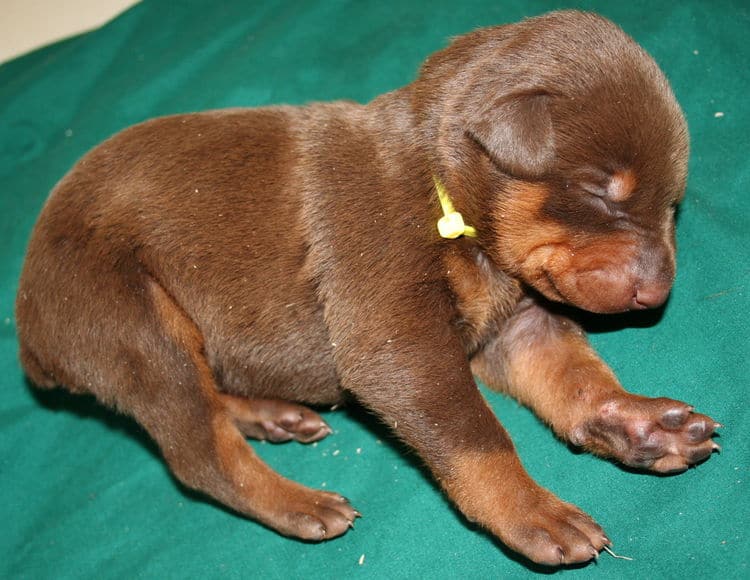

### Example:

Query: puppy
xmin=16 ymin=11 xmax=719 ymax=566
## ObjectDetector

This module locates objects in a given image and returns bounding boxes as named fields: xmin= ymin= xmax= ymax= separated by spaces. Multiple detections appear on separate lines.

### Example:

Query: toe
xmin=685 ymin=439 xmax=716 ymax=464
xmin=280 ymin=491 xmax=359 ymax=541
xmin=520 ymin=529 xmax=566 ymax=566
xmin=295 ymin=416 xmax=332 ymax=443
xmin=316 ymin=506 xmax=355 ymax=538
xmin=260 ymin=420 xmax=295 ymax=442
xmin=522 ymin=525 xmax=599 ymax=566
xmin=568 ymin=510 xmax=608 ymax=548
xmin=275 ymin=408 xmax=331 ymax=443
xmin=651 ymin=454 xmax=689 ymax=473
xmin=684 ymin=414 xmax=716 ymax=443
xmin=320 ymin=492 xmax=359 ymax=521
xmin=658 ymin=404 xmax=692 ymax=429
xmin=556 ymin=525 xmax=599 ymax=564
xmin=286 ymin=512 xmax=328 ymax=541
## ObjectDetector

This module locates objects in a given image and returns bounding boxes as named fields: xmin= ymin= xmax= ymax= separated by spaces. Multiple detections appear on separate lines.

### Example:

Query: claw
xmin=712 ymin=443 xmax=722 ymax=453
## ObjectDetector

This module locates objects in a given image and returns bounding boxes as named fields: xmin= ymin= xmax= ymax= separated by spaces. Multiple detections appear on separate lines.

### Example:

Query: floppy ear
xmin=465 ymin=92 xmax=555 ymax=179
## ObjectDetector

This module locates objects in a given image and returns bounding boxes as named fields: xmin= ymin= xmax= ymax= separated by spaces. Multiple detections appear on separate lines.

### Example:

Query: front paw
xmin=570 ymin=394 xmax=721 ymax=473
xmin=499 ymin=487 xmax=610 ymax=566
xmin=447 ymin=453 xmax=609 ymax=566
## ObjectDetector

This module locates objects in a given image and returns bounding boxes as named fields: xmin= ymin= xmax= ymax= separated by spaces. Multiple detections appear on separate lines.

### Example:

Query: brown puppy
xmin=16 ymin=11 xmax=719 ymax=566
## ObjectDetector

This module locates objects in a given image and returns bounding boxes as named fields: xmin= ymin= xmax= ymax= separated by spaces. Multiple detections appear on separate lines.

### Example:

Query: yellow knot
xmin=434 ymin=176 xmax=477 ymax=239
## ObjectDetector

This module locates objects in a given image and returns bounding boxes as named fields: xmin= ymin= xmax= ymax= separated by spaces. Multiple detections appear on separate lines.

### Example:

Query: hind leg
xmin=156 ymin=396 xmax=356 ymax=540
xmin=219 ymin=394 xmax=332 ymax=443
xmin=117 ymin=278 xmax=358 ymax=540
xmin=147 ymin=393 xmax=356 ymax=540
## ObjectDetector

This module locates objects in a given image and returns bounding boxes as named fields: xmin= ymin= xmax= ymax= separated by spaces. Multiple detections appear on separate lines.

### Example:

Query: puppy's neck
xmin=442 ymin=243 xmax=523 ymax=354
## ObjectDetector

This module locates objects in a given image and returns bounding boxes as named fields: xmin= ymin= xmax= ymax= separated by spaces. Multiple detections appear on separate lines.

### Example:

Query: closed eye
xmin=579 ymin=184 xmax=625 ymax=218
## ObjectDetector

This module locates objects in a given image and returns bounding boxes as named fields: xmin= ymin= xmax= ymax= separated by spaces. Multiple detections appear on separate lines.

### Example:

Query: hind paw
xmin=220 ymin=395 xmax=332 ymax=443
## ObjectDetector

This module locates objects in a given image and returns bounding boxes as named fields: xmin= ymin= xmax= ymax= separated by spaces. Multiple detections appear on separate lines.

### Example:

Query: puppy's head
xmin=415 ymin=11 xmax=688 ymax=313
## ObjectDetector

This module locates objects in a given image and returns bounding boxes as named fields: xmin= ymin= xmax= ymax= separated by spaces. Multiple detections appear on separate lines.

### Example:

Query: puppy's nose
xmin=632 ymin=283 xmax=671 ymax=309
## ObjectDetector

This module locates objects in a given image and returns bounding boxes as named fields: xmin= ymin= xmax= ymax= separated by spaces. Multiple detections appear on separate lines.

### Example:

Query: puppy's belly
xmin=146 ymin=250 xmax=344 ymax=405
xmin=208 ymin=312 xmax=344 ymax=406
xmin=215 ymin=352 xmax=343 ymax=406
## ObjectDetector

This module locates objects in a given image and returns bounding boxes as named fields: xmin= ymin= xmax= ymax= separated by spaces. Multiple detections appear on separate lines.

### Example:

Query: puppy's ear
xmin=466 ymin=92 xmax=554 ymax=179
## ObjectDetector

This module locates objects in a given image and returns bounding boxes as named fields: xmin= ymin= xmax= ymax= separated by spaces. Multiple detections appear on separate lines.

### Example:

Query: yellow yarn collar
xmin=434 ymin=176 xmax=477 ymax=239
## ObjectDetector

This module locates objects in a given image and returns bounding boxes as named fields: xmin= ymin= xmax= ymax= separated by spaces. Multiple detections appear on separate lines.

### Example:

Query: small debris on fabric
xmin=603 ymin=545 xmax=634 ymax=561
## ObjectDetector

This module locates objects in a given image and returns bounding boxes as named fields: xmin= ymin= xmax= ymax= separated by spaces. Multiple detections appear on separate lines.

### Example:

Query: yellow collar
xmin=434 ymin=176 xmax=477 ymax=239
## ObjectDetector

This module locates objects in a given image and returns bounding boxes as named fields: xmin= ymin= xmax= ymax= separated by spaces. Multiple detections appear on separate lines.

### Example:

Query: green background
xmin=1 ymin=0 xmax=748 ymax=577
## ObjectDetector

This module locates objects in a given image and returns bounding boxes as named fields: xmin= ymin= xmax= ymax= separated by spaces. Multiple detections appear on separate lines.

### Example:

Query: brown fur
xmin=16 ymin=11 xmax=718 ymax=566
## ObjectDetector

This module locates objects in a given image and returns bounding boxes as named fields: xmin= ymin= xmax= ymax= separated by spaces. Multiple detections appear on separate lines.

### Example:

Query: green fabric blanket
xmin=1 ymin=1 xmax=748 ymax=577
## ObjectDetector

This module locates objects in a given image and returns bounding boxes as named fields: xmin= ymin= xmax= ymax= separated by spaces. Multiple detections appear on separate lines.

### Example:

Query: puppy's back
xmin=15 ymin=104 xmax=358 ymax=399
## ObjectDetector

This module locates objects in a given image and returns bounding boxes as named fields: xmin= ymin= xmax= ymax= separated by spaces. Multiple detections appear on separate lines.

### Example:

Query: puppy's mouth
xmin=493 ymin=201 xmax=676 ymax=314
xmin=540 ymin=268 xmax=628 ymax=313
xmin=525 ymin=241 xmax=674 ymax=314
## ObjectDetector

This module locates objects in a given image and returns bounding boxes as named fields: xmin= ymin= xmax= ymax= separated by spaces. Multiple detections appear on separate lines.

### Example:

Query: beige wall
xmin=0 ymin=0 xmax=140 ymax=64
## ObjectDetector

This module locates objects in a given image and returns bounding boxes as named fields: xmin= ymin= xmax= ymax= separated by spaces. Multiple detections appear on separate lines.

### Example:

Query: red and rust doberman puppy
xmin=17 ymin=11 xmax=719 ymax=566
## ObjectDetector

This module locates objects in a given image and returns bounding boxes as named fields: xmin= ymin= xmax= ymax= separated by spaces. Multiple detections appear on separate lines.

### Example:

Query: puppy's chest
xmin=443 ymin=246 xmax=522 ymax=354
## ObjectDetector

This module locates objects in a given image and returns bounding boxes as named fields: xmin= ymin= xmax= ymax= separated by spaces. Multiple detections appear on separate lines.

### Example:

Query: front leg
xmin=472 ymin=297 xmax=720 ymax=473
xmin=320 ymin=272 xmax=608 ymax=564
